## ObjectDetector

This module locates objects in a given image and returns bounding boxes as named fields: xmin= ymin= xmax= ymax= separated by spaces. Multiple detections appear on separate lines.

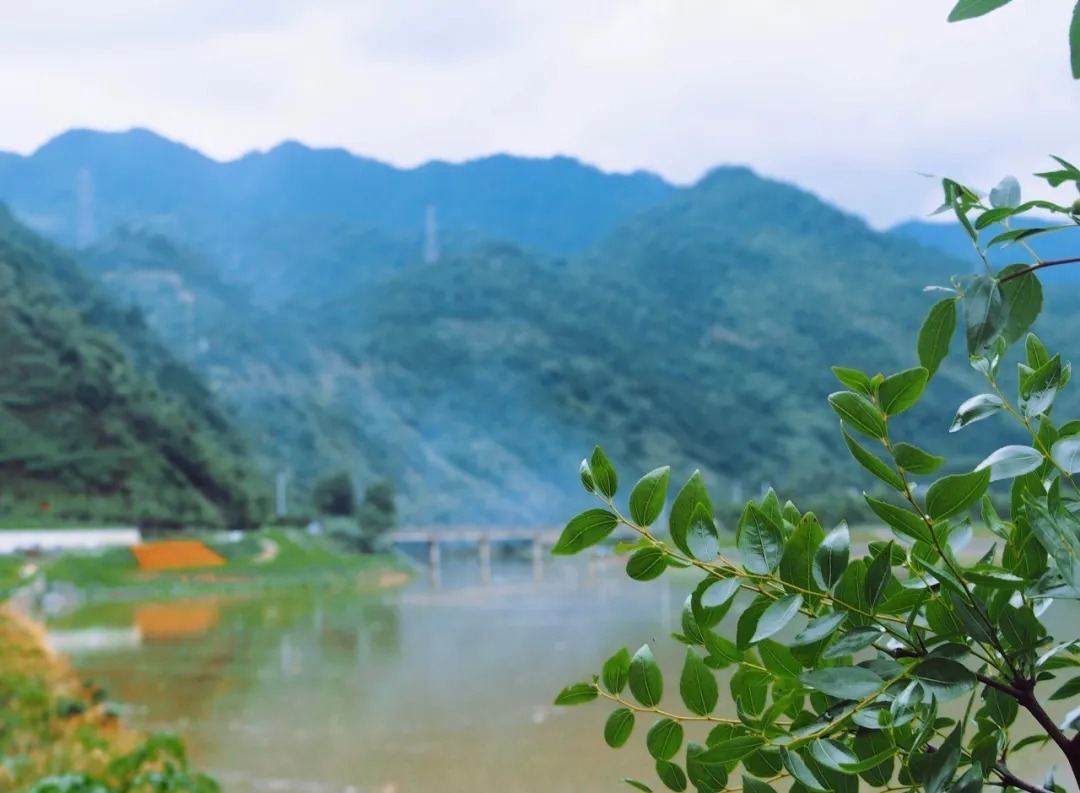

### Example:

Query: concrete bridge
xmin=385 ymin=526 xmax=637 ymax=587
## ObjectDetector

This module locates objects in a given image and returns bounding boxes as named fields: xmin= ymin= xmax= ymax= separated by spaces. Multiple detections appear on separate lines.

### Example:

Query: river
xmin=45 ymin=555 xmax=1076 ymax=793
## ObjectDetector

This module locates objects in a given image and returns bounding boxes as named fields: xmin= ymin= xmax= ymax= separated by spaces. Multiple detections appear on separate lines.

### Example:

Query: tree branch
xmin=974 ymin=671 xmax=1023 ymax=699
xmin=993 ymin=763 xmax=1052 ymax=793
xmin=998 ymin=256 xmax=1080 ymax=283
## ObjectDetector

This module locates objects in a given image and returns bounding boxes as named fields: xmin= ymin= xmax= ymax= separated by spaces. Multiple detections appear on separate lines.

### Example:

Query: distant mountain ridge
xmin=0 ymin=128 xmax=675 ymax=266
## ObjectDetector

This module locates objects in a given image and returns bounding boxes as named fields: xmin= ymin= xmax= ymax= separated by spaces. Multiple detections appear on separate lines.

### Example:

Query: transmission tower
xmin=75 ymin=168 xmax=96 ymax=248
xmin=424 ymin=205 xmax=440 ymax=264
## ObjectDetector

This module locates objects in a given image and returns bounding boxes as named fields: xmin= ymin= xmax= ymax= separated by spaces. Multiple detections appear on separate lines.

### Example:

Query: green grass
xmin=1 ymin=528 xmax=409 ymax=605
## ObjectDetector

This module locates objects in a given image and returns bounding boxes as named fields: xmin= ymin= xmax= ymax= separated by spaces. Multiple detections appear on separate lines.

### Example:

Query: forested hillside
xmin=0 ymin=207 xmax=264 ymax=526
xmin=69 ymin=164 xmax=1080 ymax=526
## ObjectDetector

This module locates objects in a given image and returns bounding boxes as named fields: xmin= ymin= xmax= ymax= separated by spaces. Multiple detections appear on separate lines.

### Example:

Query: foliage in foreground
xmin=554 ymin=151 xmax=1080 ymax=791
xmin=0 ymin=608 xmax=216 ymax=792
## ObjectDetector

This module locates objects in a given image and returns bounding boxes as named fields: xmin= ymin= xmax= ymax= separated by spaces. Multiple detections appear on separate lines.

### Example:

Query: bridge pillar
xmin=532 ymin=533 xmax=544 ymax=582
xmin=428 ymin=534 xmax=441 ymax=591
xmin=479 ymin=533 xmax=492 ymax=586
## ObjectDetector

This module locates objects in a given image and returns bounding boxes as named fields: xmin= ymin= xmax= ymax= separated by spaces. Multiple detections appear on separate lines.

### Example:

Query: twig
xmin=998 ymin=256 xmax=1080 ymax=283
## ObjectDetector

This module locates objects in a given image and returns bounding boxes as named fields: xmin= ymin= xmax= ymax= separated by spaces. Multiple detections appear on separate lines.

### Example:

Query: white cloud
xmin=0 ymin=0 xmax=1077 ymax=226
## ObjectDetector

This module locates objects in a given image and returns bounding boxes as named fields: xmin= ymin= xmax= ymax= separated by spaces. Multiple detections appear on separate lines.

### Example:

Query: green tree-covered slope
xmin=76 ymin=167 xmax=1080 ymax=526
xmin=0 ymin=208 xmax=264 ymax=526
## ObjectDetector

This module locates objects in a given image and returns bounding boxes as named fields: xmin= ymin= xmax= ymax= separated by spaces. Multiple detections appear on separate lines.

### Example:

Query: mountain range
xmin=1 ymin=128 xmax=1077 ymax=527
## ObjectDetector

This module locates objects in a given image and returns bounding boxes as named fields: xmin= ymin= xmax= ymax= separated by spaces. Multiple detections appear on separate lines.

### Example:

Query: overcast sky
xmin=1 ymin=0 xmax=1077 ymax=227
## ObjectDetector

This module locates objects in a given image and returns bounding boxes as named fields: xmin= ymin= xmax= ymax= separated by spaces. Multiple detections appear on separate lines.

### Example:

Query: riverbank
xmin=0 ymin=605 xmax=219 ymax=791
xmin=2 ymin=528 xmax=413 ymax=612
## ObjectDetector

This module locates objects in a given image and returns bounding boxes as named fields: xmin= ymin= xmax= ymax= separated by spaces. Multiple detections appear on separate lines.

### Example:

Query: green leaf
xmin=730 ymin=666 xmax=770 ymax=716
xmin=552 ymin=509 xmax=619 ymax=555
xmin=623 ymin=780 xmax=653 ymax=793
xmin=952 ymin=763 xmax=984 ymax=793
xmin=1020 ymin=354 xmax=1062 ymax=419
xmin=998 ymin=264 xmax=1043 ymax=344
xmin=925 ymin=469 xmax=991 ymax=521
xmin=590 ymin=446 xmax=618 ymax=499
xmin=822 ymin=627 xmax=884 ymax=660
xmin=842 ymin=426 xmax=905 ymax=491
xmin=963 ymin=275 xmax=1006 ymax=356
xmin=836 ymin=749 xmax=895 ymax=777
xmin=950 ymin=393 xmax=1005 ymax=432
xmin=630 ymin=467 xmax=671 ymax=527
xmin=919 ymin=298 xmax=958 ymax=378
xmin=1072 ymin=0 xmax=1080 ymax=79
xmin=738 ymin=504 xmax=784 ymax=575
xmin=989 ymin=175 xmax=1021 ymax=208
xmin=686 ymin=743 xmax=729 ymax=792
xmin=696 ymin=737 xmax=765 ymax=765
xmin=809 ymin=739 xmax=858 ymax=771
xmin=832 ymin=366 xmax=874 ymax=396
xmin=627 ymin=547 xmax=668 ymax=581
xmin=911 ymin=658 xmax=976 ymax=702
xmin=893 ymin=443 xmax=945 ymax=475
xmin=670 ymin=471 xmax=712 ymax=558
xmin=655 ymin=760 xmax=688 ymax=792
xmin=1028 ymin=333 xmax=1051 ymax=369
xmin=742 ymin=776 xmax=778 ymax=793
xmin=1052 ymin=437 xmax=1080 ymax=474
xmin=790 ymin=612 xmax=847 ymax=647
xmin=1050 ymin=676 xmax=1080 ymax=701
xmin=629 ymin=645 xmax=664 ymax=708
xmin=922 ymin=726 xmax=961 ymax=793
xmin=680 ymin=649 xmax=719 ymax=716
xmin=603 ymin=648 xmax=632 ymax=694
xmin=982 ymin=686 xmax=1019 ymax=726
xmin=780 ymin=514 xmax=825 ymax=601
xmin=647 ymin=718 xmax=684 ymax=761
xmin=759 ymin=639 xmax=802 ymax=679
xmin=948 ymin=0 xmax=1014 ymax=22
xmin=834 ymin=559 xmax=872 ymax=627
xmin=982 ymin=495 xmax=1009 ymax=540
xmin=879 ymin=367 xmax=930 ymax=416
xmin=750 ymin=594 xmax=803 ymax=645
xmin=554 ymin=683 xmax=597 ymax=705
xmin=605 ymin=708 xmax=635 ymax=748
xmin=799 ymin=666 xmax=884 ymax=699
xmin=828 ymin=392 xmax=887 ymax=440
xmin=692 ymin=576 xmax=741 ymax=629
xmin=579 ymin=459 xmax=595 ymax=493
xmin=737 ymin=598 xmax=770 ymax=650
xmin=853 ymin=731 xmax=894 ymax=785
xmin=781 ymin=749 xmax=828 ymax=792
xmin=814 ymin=524 xmax=850 ymax=589
xmin=865 ymin=547 xmax=892 ymax=608
xmin=975 ymin=445 xmax=1044 ymax=483
xmin=687 ymin=502 xmax=720 ymax=561
xmin=703 ymin=630 xmax=742 ymax=667
xmin=1000 ymin=603 xmax=1046 ymax=653
xmin=865 ymin=497 xmax=933 ymax=544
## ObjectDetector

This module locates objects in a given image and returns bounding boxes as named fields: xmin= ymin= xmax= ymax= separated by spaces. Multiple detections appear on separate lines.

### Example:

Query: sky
xmin=0 ymin=0 xmax=1078 ymax=227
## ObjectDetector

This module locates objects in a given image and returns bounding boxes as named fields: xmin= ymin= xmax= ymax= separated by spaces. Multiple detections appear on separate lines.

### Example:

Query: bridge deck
xmin=387 ymin=527 xmax=635 ymax=544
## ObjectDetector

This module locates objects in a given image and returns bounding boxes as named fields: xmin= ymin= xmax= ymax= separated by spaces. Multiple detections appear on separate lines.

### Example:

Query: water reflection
xmin=49 ymin=556 xmax=1074 ymax=793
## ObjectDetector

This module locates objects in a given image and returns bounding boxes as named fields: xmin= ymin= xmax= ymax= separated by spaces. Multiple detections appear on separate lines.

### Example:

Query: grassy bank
xmin=2 ymin=528 xmax=411 ymax=605
xmin=0 ymin=606 xmax=217 ymax=791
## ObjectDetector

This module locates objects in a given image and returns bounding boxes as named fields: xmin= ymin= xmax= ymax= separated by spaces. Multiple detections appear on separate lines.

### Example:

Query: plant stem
xmin=1011 ymin=681 xmax=1080 ymax=790
xmin=998 ymin=256 xmax=1080 ymax=283
xmin=993 ymin=763 xmax=1053 ymax=793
